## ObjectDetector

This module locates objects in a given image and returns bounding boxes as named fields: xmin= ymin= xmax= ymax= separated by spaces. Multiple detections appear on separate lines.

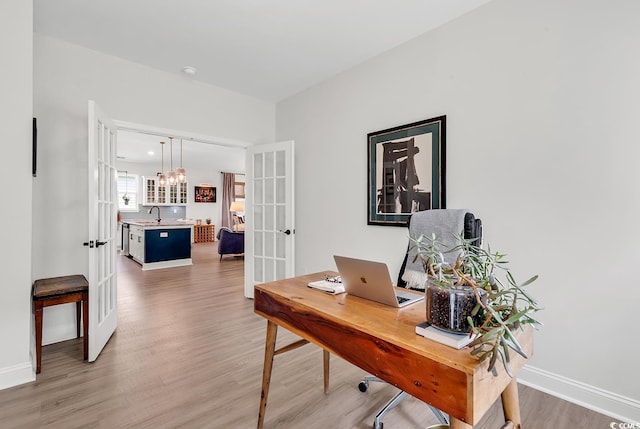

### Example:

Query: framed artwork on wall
xmin=234 ymin=181 xmax=245 ymax=198
xmin=194 ymin=185 xmax=216 ymax=203
xmin=367 ymin=115 xmax=446 ymax=226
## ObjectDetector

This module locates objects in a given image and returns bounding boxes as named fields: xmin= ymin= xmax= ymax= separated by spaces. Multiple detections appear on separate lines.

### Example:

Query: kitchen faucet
xmin=148 ymin=206 xmax=161 ymax=222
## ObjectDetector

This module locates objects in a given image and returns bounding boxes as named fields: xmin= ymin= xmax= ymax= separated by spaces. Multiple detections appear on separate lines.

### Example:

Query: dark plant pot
xmin=426 ymin=283 xmax=486 ymax=333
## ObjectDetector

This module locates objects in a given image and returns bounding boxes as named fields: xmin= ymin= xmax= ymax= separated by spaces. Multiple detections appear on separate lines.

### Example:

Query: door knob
xmin=96 ymin=240 xmax=107 ymax=247
xmin=279 ymin=229 xmax=291 ymax=235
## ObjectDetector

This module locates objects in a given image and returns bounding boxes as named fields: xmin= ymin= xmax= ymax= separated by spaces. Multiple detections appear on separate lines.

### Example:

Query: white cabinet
xmin=142 ymin=176 xmax=188 ymax=206
xmin=143 ymin=176 xmax=158 ymax=205
xmin=129 ymin=225 xmax=145 ymax=263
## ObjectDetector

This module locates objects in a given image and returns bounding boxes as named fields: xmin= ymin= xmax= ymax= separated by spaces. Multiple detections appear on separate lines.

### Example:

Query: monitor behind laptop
xmin=333 ymin=255 xmax=423 ymax=308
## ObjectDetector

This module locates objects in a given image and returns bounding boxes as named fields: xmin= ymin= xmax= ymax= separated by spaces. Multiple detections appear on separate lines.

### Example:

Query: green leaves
xmin=409 ymin=231 xmax=542 ymax=376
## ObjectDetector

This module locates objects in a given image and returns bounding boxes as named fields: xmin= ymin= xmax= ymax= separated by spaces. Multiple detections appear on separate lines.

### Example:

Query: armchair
xmin=216 ymin=227 xmax=245 ymax=261
xmin=358 ymin=209 xmax=482 ymax=429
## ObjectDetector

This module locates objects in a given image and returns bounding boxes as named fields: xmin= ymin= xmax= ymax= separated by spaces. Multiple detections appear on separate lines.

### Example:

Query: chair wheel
xmin=358 ymin=381 xmax=369 ymax=392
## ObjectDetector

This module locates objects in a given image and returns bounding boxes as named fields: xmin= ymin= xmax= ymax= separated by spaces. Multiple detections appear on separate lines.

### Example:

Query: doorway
xmin=114 ymin=123 xmax=248 ymax=286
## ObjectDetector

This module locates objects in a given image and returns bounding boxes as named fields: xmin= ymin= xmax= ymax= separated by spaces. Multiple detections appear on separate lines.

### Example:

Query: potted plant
xmin=408 ymin=233 xmax=542 ymax=376
xmin=205 ymin=218 xmax=211 ymax=225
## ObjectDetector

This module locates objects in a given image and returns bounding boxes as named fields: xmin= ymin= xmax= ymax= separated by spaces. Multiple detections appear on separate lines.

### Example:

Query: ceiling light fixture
xmin=158 ymin=141 xmax=166 ymax=186
xmin=182 ymin=66 xmax=197 ymax=77
xmin=176 ymin=138 xmax=187 ymax=184
xmin=167 ymin=137 xmax=177 ymax=185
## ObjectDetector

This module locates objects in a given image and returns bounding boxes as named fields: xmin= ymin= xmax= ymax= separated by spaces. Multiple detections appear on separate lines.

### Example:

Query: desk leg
xmin=323 ymin=350 xmax=330 ymax=394
xmin=257 ymin=320 xmax=278 ymax=429
xmin=501 ymin=378 xmax=521 ymax=428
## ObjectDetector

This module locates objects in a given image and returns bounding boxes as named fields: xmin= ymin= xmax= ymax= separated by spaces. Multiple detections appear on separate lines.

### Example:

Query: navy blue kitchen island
xmin=125 ymin=221 xmax=194 ymax=270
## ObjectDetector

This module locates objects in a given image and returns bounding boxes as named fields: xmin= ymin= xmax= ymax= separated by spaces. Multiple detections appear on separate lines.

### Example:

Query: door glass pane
xmin=254 ymin=204 xmax=264 ymax=230
xmin=98 ymin=123 xmax=104 ymax=162
xmin=276 ymin=150 xmax=285 ymax=176
xmin=276 ymin=178 xmax=285 ymax=204
xmin=98 ymin=164 xmax=103 ymax=200
xmin=265 ymin=152 xmax=274 ymax=177
xmin=265 ymin=205 xmax=274 ymax=231
xmin=255 ymin=179 xmax=263 ymax=205
xmin=108 ymin=275 xmax=114 ymax=311
xmin=254 ymin=231 xmax=263 ymax=257
xmin=265 ymin=259 xmax=275 ymax=282
xmin=110 ymin=200 xmax=115 ymax=238
xmin=101 ymin=204 xmax=107 ymax=238
xmin=102 ymin=126 xmax=109 ymax=161
xmin=104 ymin=164 xmax=109 ymax=201
xmin=98 ymin=283 xmax=104 ymax=323
xmin=276 ymin=205 xmax=285 ymax=231
xmin=254 ymin=257 xmax=263 ymax=283
xmin=276 ymin=259 xmax=286 ymax=279
xmin=111 ymin=276 xmax=116 ymax=311
xmin=97 ymin=242 xmax=103 ymax=280
xmin=254 ymin=153 xmax=263 ymax=178
xmin=276 ymin=234 xmax=285 ymax=258
xmin=112 ymin=171 xmax=117 ymax=205
xmin=108 ymin=249 xmax=114 ymax=306
xmin=265 ymin=178 xmax=274 ymax=204
xmin=264 ymin=232 xmax=274 ymax=257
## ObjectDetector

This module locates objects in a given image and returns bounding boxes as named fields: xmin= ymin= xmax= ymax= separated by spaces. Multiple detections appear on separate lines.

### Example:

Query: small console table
xmin=32 ymin=274 xmax=89 ymax=374
xmin=194 ymin=224 xmax=215 ymax=243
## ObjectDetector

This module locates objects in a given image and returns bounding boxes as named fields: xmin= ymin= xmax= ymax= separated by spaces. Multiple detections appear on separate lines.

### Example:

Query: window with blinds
xmin=118 ymin=173 xmax=139 ymax=211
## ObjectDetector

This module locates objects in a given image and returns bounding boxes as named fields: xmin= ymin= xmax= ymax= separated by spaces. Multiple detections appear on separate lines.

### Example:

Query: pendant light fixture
xmin=167 ymin=137 xmax=177 ymax=185
xmin=158 ymin=141 xmax=167 ymax=186
xmin=176 ymin=138 xmax=187 ymax=183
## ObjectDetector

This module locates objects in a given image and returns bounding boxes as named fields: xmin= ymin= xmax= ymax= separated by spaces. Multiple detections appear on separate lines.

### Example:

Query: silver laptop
xmin=333 ymin=255 xmax=424 ymax=308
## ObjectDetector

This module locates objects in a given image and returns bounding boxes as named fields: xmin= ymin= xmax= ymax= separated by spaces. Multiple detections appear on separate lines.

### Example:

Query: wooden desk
xmin=254 ymin=272 xmax=532 ymax=429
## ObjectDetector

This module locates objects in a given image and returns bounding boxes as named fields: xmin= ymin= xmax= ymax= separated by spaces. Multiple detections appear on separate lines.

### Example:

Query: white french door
xmin=87 ymin=100 xmax=118 ymax=361
xmin=244 ymin=141 xmax=295 ymax=298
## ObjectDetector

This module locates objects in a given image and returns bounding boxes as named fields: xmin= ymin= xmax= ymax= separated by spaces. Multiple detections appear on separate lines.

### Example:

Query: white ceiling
xmin=34 ymin=0 xmax=493 ymax=103
xmin=116 ymin=129 xmax=244 ymax=166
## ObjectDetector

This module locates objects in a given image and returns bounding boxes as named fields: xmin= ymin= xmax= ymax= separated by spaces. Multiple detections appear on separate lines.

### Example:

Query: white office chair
xmin=357 ymin=209 xmax=482 ymax=429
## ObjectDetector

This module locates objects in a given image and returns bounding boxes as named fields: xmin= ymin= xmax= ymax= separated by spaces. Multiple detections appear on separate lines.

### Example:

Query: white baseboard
xmin=0 ymin=362 xmax=35 ymax=390
xmin=519 ymin=365 xmax=640 ymax=424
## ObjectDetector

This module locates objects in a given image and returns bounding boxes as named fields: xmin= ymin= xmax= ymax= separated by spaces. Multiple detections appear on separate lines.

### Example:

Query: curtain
xmin=221 ymin=172 xmax=235 ymax=229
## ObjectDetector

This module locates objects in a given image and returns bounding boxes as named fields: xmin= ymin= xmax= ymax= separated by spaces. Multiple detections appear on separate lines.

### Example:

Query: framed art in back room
xmin=367 ymin=115 xmax=446 ymax=226
xmin=194 ymin=185 xmax=216 ymax=203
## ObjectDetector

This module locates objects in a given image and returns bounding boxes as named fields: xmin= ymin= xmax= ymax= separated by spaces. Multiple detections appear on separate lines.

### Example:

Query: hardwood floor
xmin=0 ymin=243 xmax=616 ymax=428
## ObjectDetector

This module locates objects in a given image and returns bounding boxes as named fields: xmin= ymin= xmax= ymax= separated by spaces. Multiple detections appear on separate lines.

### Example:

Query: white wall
xmin=32 ymin=34 xmax=273 ymax=345
xmin=0 ymin=0 xmax=34 ymax=389
xmin=277 ymin=0 xmax=640 ymax=421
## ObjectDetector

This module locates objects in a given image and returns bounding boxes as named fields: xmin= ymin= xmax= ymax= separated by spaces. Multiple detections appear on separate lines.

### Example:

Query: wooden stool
xmin=33 ymin=275 xmax=89 ymax=374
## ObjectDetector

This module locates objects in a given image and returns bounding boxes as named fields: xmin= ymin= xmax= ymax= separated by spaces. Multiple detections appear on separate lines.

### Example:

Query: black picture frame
xmin=367 ymin=115 xmax=446 ymax=226
xmin=194 ymin=185 xmax=216 ymax=203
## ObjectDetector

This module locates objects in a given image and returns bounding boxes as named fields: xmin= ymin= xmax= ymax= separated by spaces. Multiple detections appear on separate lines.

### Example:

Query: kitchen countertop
xmin=122 ymin=220 xmax=195 ymax=228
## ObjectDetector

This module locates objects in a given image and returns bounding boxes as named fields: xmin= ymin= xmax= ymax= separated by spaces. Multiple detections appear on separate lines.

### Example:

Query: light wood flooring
xmin=0 ymin=243 xmax=616 ymax=428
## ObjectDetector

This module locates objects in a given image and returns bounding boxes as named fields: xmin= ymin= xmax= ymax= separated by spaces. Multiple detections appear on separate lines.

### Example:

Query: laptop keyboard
xmin=396 ymin=295 xmax=410 ymax=304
